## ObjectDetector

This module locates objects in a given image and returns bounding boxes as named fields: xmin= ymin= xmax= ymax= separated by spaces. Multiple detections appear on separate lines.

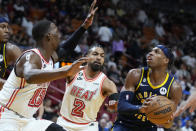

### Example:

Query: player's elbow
xmin=24 ymin=74 xmax=33 ymax=84
xmin=24 ymin=73 xmax=36 ymax=84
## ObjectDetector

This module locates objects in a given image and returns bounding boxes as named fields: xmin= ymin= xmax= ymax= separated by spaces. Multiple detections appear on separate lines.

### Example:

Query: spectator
xmin=181 ymin=120 xmax=193 ymax=131
xmin=98 ymin=22 xmax=113 ymax=47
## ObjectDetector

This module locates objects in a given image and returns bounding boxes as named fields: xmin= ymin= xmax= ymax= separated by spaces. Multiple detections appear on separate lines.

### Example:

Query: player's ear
xmin=46 ymin=33 xmax=51 ymax=41
xmin=164 ymin=57 xmax=169 ymax=64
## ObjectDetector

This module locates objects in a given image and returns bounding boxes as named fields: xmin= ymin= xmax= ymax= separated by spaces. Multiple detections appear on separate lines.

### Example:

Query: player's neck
xmin=37 ymin=44 xmax=53 ymax=62
xmin=150 ymin=68 xmax=168 ymax=84
xmin=85 ymin=66 xmax=100 ymax=79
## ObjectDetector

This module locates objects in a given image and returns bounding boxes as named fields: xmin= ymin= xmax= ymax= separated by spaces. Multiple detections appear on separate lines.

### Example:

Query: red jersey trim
xmin=0 ymin=106 xmax=5 ymax=119
xmin=83 ymin=70 xmax=102 ymax=82
xmin=67 ymin=73 xmax=79 ymax=87
xmin=6 ymin=78 xmax=25 ymax=109
xmin=60 ymin=114 xmax=93 ymax=125
xmin=100 ymin=75 xmax=107 ymax=99
xmin=36 ymin=49 xmax=49 ymax=64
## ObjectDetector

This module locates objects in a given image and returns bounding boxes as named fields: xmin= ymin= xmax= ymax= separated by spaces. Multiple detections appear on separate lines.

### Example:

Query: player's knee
xmin=45 ymin=123 xmax=66 ymax=131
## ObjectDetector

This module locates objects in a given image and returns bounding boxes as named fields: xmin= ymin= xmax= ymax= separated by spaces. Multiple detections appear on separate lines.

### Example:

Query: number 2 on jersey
xmin=71 ymin=98 xmax=85 ymax=118
xmin=28 ymin=88 xmax=47 ymax=107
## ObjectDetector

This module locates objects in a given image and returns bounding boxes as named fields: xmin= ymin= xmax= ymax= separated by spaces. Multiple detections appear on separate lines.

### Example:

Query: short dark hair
xmin=32 ymin=20 xmax=52 ymax=41
xmin=87 ymin=44 xmax=104 ymax=54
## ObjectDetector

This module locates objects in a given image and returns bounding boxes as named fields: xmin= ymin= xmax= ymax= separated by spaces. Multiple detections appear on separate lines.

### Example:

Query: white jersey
xmin=0 ymin=48 xmax=53 ymax=118
xmin=60 ymin=70 xmax=106 ymax=124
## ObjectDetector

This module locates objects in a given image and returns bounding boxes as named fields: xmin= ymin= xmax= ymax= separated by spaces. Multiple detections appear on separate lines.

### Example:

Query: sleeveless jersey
xmin=0 ymin=48 xmax=53 ymax=118
xmin=117 ymin=67 xmax=175 ymax=128
xmin=60 ymin=70 xmax=106 ymax=124
xmin=0 ymin=43 xmax=7 ymax=78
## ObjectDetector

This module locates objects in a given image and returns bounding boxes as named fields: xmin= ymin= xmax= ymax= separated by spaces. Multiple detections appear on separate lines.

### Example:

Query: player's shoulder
xmin=171 ymin=79 xmax=181 ymax=89
xmin=6 ymin=43 xmax=22 ymax=63
xmin=17 ymin=50 xmax=42 ymax=66
xmin=6 ymin=42 xmax=20 ymax=52
xmin=127 ymin=68 xmax=142 ymax=79
xmin=103 ymin=77 xmax=116 ymax=88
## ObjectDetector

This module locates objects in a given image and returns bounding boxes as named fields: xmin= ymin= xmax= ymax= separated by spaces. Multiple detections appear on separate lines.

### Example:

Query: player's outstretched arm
xmin=15 ymin=52 xmax=88 ymax=84
xmin=118 ymin=69 xmax=148 ymax=114
xmin=56 ymin=0 xmax=98 ymax=61
xmin=102 ymin=78 xmax=118 ymax=112
xmin=174 ymin=86 xmax=195 ymax=117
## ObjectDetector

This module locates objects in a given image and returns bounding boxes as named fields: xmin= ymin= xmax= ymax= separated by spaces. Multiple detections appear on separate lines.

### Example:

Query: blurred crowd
xmin=1 ymin=0 xmax=196 ymax=130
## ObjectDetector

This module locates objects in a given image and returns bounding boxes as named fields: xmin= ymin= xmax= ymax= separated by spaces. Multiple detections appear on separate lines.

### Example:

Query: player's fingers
xmin=189 ymin=105 xmax=196 ymax=113
xmin=89 ymin=0 xmax=97 ymax=13
xmin=93 ymin=7 xmax=98 ymax=14
xmin=76 ymin=57 xmax=90 ymax=63
xmin=145 ymin=97 xmax=153 ymax=102
xmin=174 ymin=106 xmax=186 ymax=117
xmin=143 ymin=101 xmax=151 ymax=106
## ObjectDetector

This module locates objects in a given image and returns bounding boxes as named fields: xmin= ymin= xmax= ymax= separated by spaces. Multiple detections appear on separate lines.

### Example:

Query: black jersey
xmin=117 ymin=67 xmax=175 ymax=128
xmin=0 ymin=43 xmax=7 ymax=78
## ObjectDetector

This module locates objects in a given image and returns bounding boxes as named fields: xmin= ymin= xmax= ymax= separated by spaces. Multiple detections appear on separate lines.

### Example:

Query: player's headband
xmin=0 ymin=16 xmax=9 ymax=23
xmin=156 ymin=45 xmax=173 ymax=59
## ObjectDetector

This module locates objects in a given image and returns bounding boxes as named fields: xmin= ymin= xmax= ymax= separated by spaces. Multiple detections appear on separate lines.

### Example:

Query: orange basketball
xmin=146 ymin=96 xmax=175 ymax=125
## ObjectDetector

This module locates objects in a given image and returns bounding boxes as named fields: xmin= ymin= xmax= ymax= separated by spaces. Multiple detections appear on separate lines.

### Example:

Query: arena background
xmin=1 ymin=0 xmax=196 ymax=130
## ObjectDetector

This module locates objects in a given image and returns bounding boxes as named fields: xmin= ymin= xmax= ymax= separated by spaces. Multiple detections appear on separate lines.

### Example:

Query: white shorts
xmin=0 ymin=106 xmax=53 ymax=131
xmin=56 ymin=116 xmax=98 ymax=131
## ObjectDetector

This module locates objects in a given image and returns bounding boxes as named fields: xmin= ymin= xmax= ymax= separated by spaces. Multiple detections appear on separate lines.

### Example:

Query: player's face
xmin=146 ymin=47 xmax=169 ymax=68
xmin=0 ymin=22 xmax=9 ymax=42
xmin=88 ymin=47 xmax=104 ymax=72
xmin=48 ymin=23 xmax=61 ymax=49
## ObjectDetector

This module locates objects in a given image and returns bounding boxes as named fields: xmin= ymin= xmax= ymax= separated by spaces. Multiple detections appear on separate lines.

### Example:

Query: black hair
xmin=87 ymin=44 xmax=104 ymax=55
xmin=32 ymin=20 xmax=52 ymax=42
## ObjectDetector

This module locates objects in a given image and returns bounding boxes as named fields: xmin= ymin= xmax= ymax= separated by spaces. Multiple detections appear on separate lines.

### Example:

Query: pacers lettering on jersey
xmin=134 ymin=113 xmax=148 ymax=122
xmin=70 ymin=86 xmax=97 ymax=101
xmin=134 ymin=92 xmax=158 ymax=122
xmin=136 ymin=92 xmax=157 ymax=103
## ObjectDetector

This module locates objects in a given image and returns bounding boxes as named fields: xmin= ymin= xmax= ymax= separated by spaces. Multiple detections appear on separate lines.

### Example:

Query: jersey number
xmin=71 ymin=98 xmax=85 ymax=118
xmin=28 ymin=88 xmax=47 ymax=107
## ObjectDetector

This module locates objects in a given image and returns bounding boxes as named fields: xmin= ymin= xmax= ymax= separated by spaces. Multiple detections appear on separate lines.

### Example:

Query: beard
xmin=89 ymin=62 xmax=103 ymax=72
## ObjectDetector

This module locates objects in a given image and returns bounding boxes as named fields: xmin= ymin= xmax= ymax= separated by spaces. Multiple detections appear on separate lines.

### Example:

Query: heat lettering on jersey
xmin=70 ymin=86 xmax=97 ymax=101
xmin=28 ymin=88 xmax=47 ymax=107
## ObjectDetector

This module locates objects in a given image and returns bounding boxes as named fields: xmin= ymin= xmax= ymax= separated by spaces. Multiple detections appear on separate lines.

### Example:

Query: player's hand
xmin=66 ymin=57 xmax=89 ymax=77
xmin=174 ymin=90 xmax=196 ymax=117
xmin=82 ymin=0 xmax=98 ymax=29
xmin=105 ymin=100 xmax=118 ymax=113
xmin=140 ymin=98 xmax=153 ymax=113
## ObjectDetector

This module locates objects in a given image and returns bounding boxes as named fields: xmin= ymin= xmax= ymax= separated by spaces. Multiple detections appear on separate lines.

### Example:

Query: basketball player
xmin=56 ymin=45 xmax=118 ymax=131
xmin=0 ymin=1 xmax=98 ymax=131
xmin=0 ymin=16 xmax=21 ymax=89
xmin=113 ymin=45 xmax=182 ymax=131
xmin=0 ymin=0 xmax=98 ymax=90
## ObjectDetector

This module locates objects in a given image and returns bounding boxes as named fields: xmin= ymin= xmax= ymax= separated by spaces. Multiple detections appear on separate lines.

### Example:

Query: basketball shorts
xmin=56 ymin=116 xmax=98 ymax=131
xmin=112 ymin=121 xmax=157 ymax=131
xmin=0 ymin=106 xmax=53 ymax=131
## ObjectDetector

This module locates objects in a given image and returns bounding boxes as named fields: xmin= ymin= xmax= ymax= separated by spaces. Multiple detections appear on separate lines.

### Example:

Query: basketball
xmin=146 ymin=96 xmax=175 ymax=125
